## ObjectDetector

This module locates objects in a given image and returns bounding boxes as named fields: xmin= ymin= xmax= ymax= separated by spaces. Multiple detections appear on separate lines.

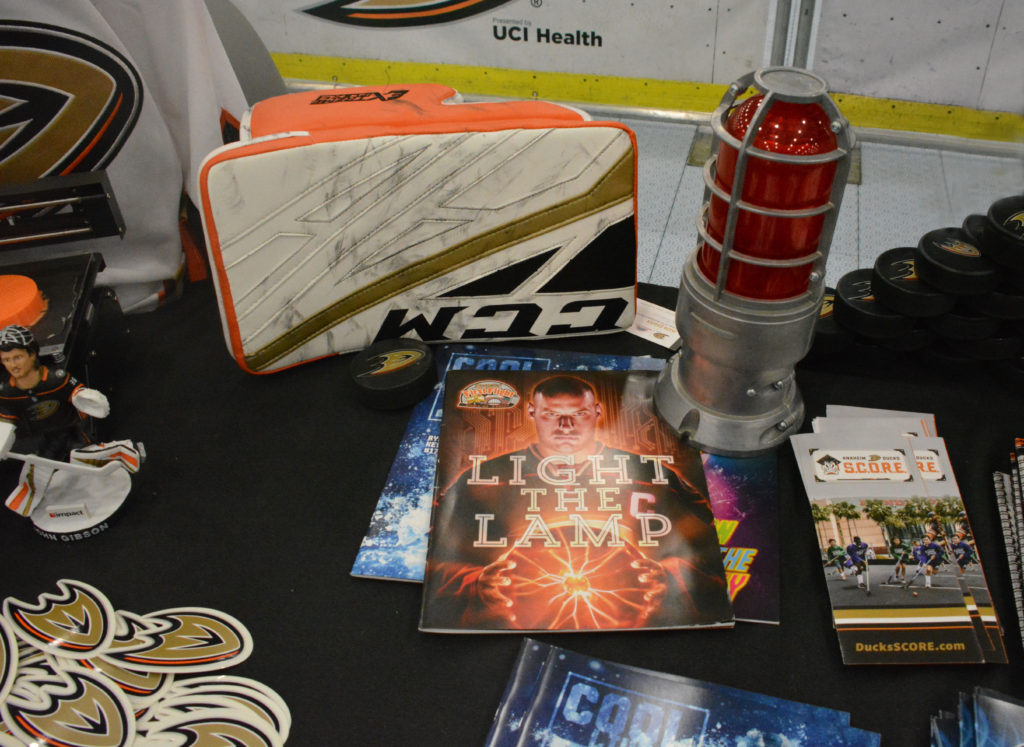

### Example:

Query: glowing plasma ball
xmin=490 ymin=522 xmax=660 ymax=630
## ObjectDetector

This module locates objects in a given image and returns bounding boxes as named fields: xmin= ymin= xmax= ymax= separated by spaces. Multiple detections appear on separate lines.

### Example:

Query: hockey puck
xmin=349 ymin=338 xmax=438 ymax=410
xmin=874 ymin=326 xmax=936 ymax=353
xmin=810 ymin=287 xmax=854 ymax=355
xmin=925 ymin=303 xmax=1000 ymax=340
xmin=834 ymin=268 xmax=915 ymax=339
xmin=914 ymin=227 xmax=998 ymax=295
xmin=871 ymin=247 xmax=955 ymax=317
xmin=941 ymin=331 xmax=1022 ymax=361
xmin=984 ymin=194 xmax=1024 ymax=271
xmin=962 ymin=281 xmax=1024 ymax=320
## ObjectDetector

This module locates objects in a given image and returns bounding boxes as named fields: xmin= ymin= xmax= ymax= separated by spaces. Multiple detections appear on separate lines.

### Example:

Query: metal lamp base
xmin=653 ymin=351 xmax=805 ymax=457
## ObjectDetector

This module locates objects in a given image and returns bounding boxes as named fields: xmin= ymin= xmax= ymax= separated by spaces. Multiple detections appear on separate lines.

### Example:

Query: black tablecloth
xmin=1 ymin=279 xmax=1021 ymax=745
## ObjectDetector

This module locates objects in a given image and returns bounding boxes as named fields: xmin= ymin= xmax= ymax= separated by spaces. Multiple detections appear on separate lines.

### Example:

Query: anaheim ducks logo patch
xmin=0 ymin=20 xmax=143 ymax=183
xmin=303 ymin=0 xmax=515 ymax=27
xmin=103 ymin=608 xmax=253 ymax=673
xmin=3 ymin=579 xmax=116 ymax=657
xmin=1 ymin=665 xmax=135 ymax=747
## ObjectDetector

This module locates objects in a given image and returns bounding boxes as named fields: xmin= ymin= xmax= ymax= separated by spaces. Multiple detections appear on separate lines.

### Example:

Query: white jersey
xmin=0 ymin=0 xmax=249 ymax=311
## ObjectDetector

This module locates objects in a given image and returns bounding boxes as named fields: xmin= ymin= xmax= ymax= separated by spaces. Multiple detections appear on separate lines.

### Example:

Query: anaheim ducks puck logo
xmin=3 ymin=579 xmax=116 ymax=656
xmin=104 ymin=608 xmax=253 ymax=673
xmin=303 ymin=0 xmax=515 ymax=27
xmin=935 ymin=238 xmax=980 ymax=257
xmin=849 ymin=278 xmax=875 ymax=302
xmin=0 ymin=21 xmax=143 ymax=183
xmin=1004 ymin=210 xmax=1024 ymax=235
xmin=1 ymin=666 xmax=135 ymax=747
xmin=357 ymin=348 xmax=426 ymax=377
xmin=819 ymin=291 xmax=835 ymax=318
xmin=891 ymin=258 xmax=919 ymax=281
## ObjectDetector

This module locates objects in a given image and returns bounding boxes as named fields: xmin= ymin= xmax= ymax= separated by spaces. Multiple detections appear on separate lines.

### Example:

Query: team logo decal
xmin=138 ymin=710 xmax=280 ymax=747
xmin=77 ymin=654 xmax=173 ymax=704
xmin=1 ymin=666 xmax=135 ymax=747
xmin=3 ymin=579 xmax=116 ymax=657
xmin=302 ymin=0 xmax=515 ymax=28
xmin=166 ymin=676 xmax=291 ymax=741
xmin=457 ymin=379 xmax=520 ymax=408
xmin=358 ymin=348 xmax=426 ymax=377
xmin=103 ymin=609 xmax=253 ymax=673
xmin=0 ymin=20 xmax=143 ymax=183
xmin=0 ymin=615 xmax=17 ymax=703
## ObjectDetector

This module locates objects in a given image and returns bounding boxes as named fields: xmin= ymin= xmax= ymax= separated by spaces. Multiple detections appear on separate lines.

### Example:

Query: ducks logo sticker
xmin=3 ymin=579 xmax=116 ymax=657
xmin=0 ymin=616 xmax=15 ymax=703
xmin=1 ymin=666 xmax=136 ymax=747
xmin=103 ymin=608 xmax=253 ymax=673
xmin=303 ymin=0 xmax=515 ymax=27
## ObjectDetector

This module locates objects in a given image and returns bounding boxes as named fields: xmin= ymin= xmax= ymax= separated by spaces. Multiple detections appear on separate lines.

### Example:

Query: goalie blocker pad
xmin=197 ymin=84 xmax=638 ymax=374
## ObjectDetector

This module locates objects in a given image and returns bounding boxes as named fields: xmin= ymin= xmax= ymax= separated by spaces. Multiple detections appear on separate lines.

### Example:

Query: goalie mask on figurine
xmin=0 ymin=324 xmax=144 ymax=541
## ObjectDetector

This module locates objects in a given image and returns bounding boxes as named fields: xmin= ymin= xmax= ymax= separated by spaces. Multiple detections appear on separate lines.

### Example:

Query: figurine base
xmin=30 ymin=468 xmax=131 ymax=542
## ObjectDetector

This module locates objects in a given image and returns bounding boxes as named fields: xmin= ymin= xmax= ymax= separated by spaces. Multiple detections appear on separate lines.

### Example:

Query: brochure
xmin=791 ymin=416 xmax=1007 ymax=665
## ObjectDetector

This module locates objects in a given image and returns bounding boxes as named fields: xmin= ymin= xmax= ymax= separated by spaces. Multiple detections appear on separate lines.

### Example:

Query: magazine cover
xmin=351 ymin=346 xmax=665 ymax=582
xmin=420 ymin=369 xmax=734 ymax=632
xmin=504 ymin=639 xmax=879 ymax=746
xmin=972 ymin=688 xmax=1024 ymax=746
xmin=704 ymin=452 xmax=779 ymax=624
xmin=792 ymin=429 xmax=1007 ymax=665
xmin=484 ymin=639 xmax=551 ymax=747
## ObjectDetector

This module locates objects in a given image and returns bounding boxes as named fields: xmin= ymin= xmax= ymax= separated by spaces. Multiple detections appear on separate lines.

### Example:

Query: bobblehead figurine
xmin=0 ymin=324 xmax=144 ymax=541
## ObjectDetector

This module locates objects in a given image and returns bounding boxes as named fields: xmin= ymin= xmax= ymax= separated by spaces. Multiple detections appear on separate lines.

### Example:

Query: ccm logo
xmin=375 ymin=298 xmax=629 ymax=342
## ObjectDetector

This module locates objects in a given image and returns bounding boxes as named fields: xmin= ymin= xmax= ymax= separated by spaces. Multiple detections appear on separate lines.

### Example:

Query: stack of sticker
xmin=992 ymin=437 xmax=1024 ymax=642
xmin=928 ymin=687 xmax=1024 ymax=746
xmin=821 ymin=193 xmax=1024 ymax=368
xmin=0 ymin=579 xmax=290 ymax=747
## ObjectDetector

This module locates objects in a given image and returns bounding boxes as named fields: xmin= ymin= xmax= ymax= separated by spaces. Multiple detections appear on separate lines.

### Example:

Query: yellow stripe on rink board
xmin=273 ymin=54 xmax=730 ymax=117
xmin=271 ymin=54 xmax=1024 ymax=144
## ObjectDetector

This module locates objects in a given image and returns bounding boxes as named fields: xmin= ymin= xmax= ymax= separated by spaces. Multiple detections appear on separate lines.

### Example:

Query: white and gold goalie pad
xmin=197 ymin=85 xmax=638 ymax=374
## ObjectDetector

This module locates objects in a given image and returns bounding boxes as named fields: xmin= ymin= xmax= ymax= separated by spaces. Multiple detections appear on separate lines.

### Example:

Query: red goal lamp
xmin=654 ymin=67 xmax=854 ymax=456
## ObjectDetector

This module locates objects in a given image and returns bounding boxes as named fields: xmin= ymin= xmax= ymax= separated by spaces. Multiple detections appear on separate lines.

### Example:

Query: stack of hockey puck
xmin=826 ymin=194 xmax=1024 ymax=366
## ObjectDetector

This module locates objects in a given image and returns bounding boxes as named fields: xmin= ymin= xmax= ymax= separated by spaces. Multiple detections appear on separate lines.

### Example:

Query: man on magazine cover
xmin=424 ymin=373 xmax=731 ymax=631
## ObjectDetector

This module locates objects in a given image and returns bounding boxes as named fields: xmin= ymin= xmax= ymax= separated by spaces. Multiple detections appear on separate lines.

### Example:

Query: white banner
xmin=231 ymin=0 xmax=771 ymax=85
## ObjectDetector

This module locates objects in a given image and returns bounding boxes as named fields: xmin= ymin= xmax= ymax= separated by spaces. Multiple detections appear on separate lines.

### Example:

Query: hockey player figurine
xmin=0 ymin=324 xmax=108 ymax=460
xmin=0 ymin=324 xmax=142 ymax=534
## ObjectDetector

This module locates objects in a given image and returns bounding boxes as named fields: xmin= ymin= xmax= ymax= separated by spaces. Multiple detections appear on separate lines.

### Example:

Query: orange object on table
xmin=0 ymin=275 xmax=46 ymax=328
